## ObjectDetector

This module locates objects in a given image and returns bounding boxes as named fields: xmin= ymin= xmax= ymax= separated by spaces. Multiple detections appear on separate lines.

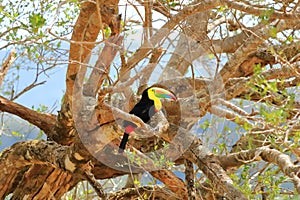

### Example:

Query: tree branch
xmin=0 ymin=140 xmax=78 ymax=198
xmin=120 ymin=0 xmax=220 ymax=77
xmin=217 ymin=146 xmax=300 ymax=193
xmin=65 ymin=1 xmax=119 ymax=99
xmin=0 ymin=49 xmax=16 ymax=87
xmin=220 ymin=19 xmax=300 ymax=82
xmin=83 ymin=35 xmax=123 ymax=97
xmin=159 ymin=124 xmax=248 ymax=199
xmin=0 ymin=95 xmax=56 ymax=133
xmin=224 ymin=0 xmax=300 ymax=20
xmin=151 ymin=169 xmax=188 ymax=200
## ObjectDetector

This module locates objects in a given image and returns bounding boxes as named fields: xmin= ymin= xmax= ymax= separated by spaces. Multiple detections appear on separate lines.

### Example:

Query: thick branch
xmin=220 ymin=20 xmax=300 ymax=82
xmin=0 ymin=140 xmax=78 ymax=198
xmin=0 ymin=96 xmax=56 ymax=133
xmin=0 ymin=139 xmax=115 ymax=198
xmin=66 ymin=1 xmax=119 ymax=98
xmin=83 ymin=35 xmax=123 ymax=97
xmin=185 ymin=159 xmax=197 ymax=200
xmin=225 ymin=63 xmax=300 ymax=101
xmin=10 ymin=165 xmax=79 ymax=199
xmin=151 ymin=170 xmax=188 ymax=200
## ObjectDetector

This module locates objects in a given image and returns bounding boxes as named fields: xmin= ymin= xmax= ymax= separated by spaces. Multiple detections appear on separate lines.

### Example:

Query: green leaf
xmin=36 ymin=130 xmax=44 ymax=140
xmin=29 ymin=13 xmax=46 ymax=33
xmin=57 ymin=41 xmax=61 ymax=48
xmin=133 ymin=179 xmax=140 ymax=186
xmin=260 ymin=8 xmax=274 ymax=22
xmin=143 ymin=194 xmax=148 ymax=199
xmin=104 ymin=27 xmax=111 ymax=38
xmin=269 ymin=27 xmax=277 ymax=38
xmin=200 ymin=119 xmax=210 ymax=129
xmin=287 ymin=35 xmax=294 ymax=42
xmin=11 ymin=131 xmax=23 ymax=137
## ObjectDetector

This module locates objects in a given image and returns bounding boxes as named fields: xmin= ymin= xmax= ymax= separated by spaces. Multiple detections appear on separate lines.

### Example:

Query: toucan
xmin=118 ymin=87 xmax=177 ymax=153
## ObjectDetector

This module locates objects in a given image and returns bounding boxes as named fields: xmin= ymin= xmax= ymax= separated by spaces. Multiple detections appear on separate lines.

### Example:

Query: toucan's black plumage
xmin=118 ymin=87 xmax=176 ymax=153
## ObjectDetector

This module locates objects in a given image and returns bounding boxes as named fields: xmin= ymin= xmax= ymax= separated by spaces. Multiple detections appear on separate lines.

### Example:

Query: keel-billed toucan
xmin=118 ymin=87 xmax=177 ymax=153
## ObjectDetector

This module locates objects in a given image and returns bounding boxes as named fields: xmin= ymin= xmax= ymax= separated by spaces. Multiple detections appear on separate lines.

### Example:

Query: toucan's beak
xmin=152 ymin=87 xmax=177 ymax=100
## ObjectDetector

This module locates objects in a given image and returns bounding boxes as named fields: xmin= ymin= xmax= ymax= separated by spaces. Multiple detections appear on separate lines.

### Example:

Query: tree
xmin=0 ymin=0 xmax=300 ymax=199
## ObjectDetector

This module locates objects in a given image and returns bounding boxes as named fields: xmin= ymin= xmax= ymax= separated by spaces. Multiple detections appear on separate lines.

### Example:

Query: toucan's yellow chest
xmin=148 ymin=89 xmax=162 ymax=112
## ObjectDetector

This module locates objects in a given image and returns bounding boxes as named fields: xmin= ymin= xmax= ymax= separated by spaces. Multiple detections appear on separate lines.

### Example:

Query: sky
xmin=15 ymin=67 xmax=67 ymax=112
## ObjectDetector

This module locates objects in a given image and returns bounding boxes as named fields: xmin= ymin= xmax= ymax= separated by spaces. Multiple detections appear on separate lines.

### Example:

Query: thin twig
xmin=12 ymin=81 xmax=46 ymax=101
xmin=82 ymin=161 xmax=106 ymax=199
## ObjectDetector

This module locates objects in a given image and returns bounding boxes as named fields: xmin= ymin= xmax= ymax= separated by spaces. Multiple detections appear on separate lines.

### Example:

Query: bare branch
xmin=217 ymin=146 xmax=300 ymax=193
xmin=224 ymin=0 xmax=300 ymax=20
xmin=12 ymin=80 xmax=46 ymax=101
xmin=120 ymin=0 xmax=220 ymax=77
xmin=0 ymin=95 xmax=56 ymax=133
xmin=82 ymin=162 xmax=106 ymax=199
xmin=83 ymin=35 xmax=124 ymax=97
xmin=214 ymin=98 xmax=250 ymax=116
xmin=209 ymin=105 xmax=254 ymax=127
